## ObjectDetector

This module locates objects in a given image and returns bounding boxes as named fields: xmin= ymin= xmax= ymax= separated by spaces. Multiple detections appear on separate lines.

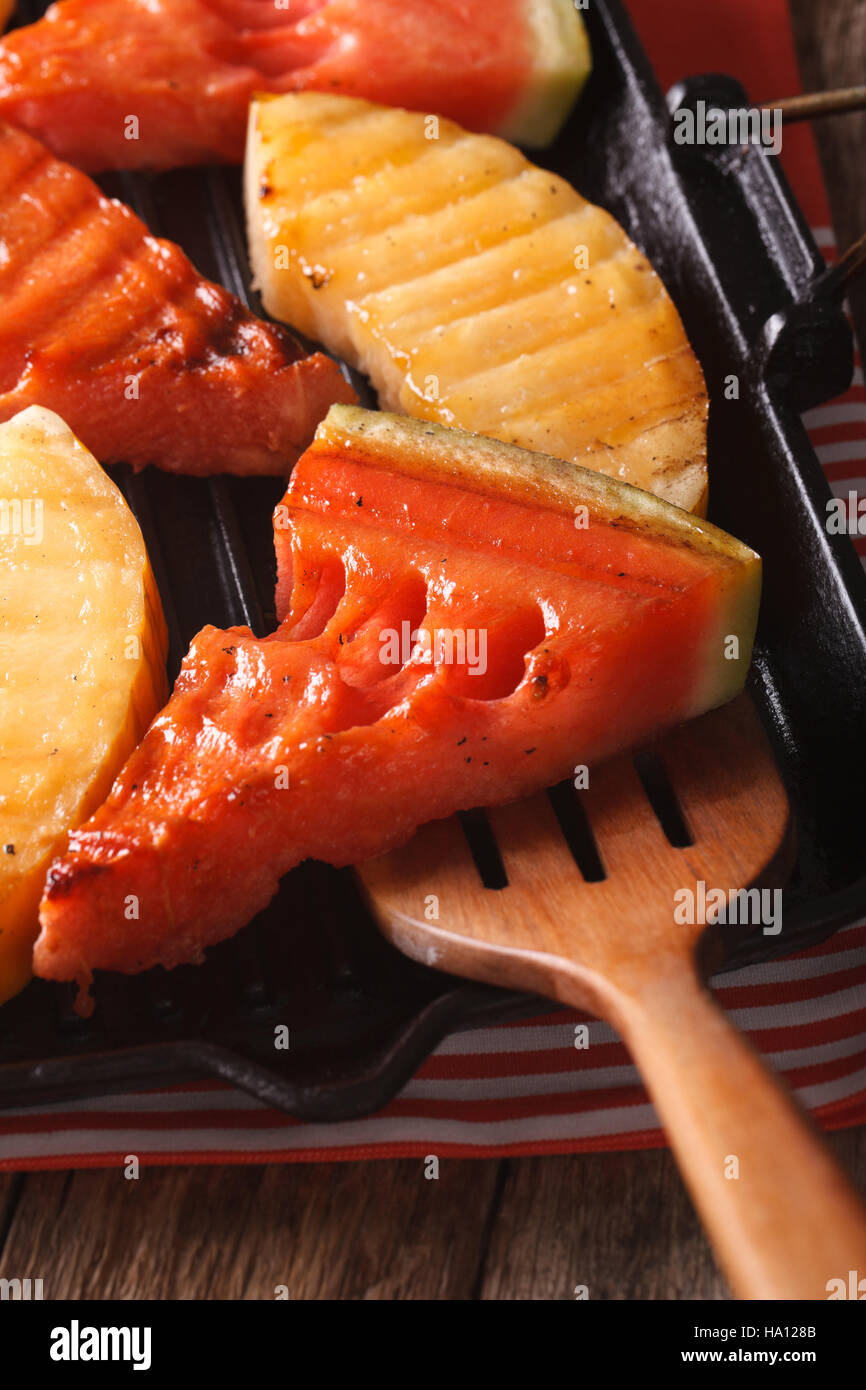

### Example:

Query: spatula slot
xmin=457 ymin=808 xmax=509 ymax=890
xmin=633 ymin=748 xmax=694 ymax=847
xmin=546 ymin=781 xmax=606 ymax=882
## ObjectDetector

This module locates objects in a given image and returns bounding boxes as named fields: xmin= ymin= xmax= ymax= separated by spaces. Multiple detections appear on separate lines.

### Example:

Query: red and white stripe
xmin=802 ymin=222 xmax=866 ymax=559
xmin=2 ymin=921 xmax=865 ymax=1166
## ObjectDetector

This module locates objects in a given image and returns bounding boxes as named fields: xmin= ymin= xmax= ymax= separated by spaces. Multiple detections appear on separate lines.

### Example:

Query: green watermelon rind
xmin=318 ymin=403 xmax=761 ymax=723
xmin=499 ymin=0 xmax=592 ymax=147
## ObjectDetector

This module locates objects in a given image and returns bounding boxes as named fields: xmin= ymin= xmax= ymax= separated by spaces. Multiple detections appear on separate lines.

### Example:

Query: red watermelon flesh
xmin=0 ymin=120 xmax=354 ymax=475
xmin=35 ymin=406 xmax=760 ymax=988
xmin=0 ymin=0 xmax=591 ymax=171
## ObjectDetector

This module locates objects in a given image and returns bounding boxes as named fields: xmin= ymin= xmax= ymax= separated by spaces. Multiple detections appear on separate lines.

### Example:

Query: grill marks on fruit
xmin=276 ymin=550 xmax=550 ymax=737
xmin=281 ymin=557 xmax=548 ymax=729
xmin=249 ymin=95 xmax=708 ymax=508
xmin=272 ymin=408 xmax=749 ymax=746
xmin=0 ymin=120 xmax=354 ymax=473
xmin=290 ymin=132 xmax=520 ymax=251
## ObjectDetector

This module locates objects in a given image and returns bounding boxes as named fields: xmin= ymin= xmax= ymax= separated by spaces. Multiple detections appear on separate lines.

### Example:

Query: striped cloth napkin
xmin=1 ymin=0 xmax=864 ymax=1168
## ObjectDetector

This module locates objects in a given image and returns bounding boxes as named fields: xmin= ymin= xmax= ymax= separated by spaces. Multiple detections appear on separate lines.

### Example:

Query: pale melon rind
xmin=499 ymin=0 xmax=592 ymax=147
xmin=0 ymin=406 xmax=169 ymax=1005
xmin=316 ymin=404 xmax=760 ymax=718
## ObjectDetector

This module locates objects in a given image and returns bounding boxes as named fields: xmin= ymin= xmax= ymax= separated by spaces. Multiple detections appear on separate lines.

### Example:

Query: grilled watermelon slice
xmin=0 ymin=0 xmax=590 ymax=171
xmin=35 ymin=406 xmax=760 ymax=989
xmin=0 ymin=121 xmax=354 ymax=475
xmin=246 ymin=93 xmax=709 ymax=513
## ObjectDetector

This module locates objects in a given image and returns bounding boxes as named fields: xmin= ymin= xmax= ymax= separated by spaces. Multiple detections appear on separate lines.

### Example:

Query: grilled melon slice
xmin=35 ymin=404 xmax=758 ymax=985
xmin=0 ymin=407 xmax=168 ymax=1005
xmin=246 ymin=93 xmax=709 ymax=514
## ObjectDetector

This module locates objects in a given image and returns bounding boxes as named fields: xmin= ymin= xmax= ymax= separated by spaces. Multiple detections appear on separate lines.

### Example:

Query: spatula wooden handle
xmin=604 ymin=960 xmax=866 ymax=1300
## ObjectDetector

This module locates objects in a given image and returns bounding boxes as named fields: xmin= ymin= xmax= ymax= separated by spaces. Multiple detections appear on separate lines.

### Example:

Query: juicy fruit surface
xmin=0 ymin=120 xmax=353 ymax=476
xmin=0 ymin=0 xmax=589 ymax=171
xmin=36 ymin=407 xmax=759 ymax=986
xmin=0 ymin=407 xmax=168 ymax=1004
xmin=246 ymin=94 xmax=709 ymax=513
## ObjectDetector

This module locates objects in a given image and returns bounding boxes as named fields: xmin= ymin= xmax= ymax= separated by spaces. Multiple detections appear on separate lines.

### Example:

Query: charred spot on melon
xmin=43 ymin=858 xmax=108 ymax=900
xmin=525 ymin=648 xmax=570 ymax=700
xmin=302 ymin=263 xmax=333 ymax=291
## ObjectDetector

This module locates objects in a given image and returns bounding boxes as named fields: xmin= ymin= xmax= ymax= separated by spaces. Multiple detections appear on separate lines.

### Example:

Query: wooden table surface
xmin=1 ymin=0 xmax=864 ymax=1301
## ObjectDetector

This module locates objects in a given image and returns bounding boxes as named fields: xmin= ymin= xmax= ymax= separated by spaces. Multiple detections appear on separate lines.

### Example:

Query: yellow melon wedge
xmin=0 ymin=407 xmax=168 ymax=1005
xmin=246 ymin=93 xmax=709 ymax=514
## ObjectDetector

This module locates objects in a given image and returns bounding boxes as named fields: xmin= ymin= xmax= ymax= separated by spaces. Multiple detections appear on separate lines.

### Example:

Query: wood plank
xmin=6 ymin=1127 xmax=863 ymax=1299
xmin=478 ymin=1128 xmax=866 ymax=1300
xmin=1 ymin=1159 xmax=502 ymax=1299
xmin=0 ymin=1171 xmax=24 ymax=1256
xmin=480 ymin=1150 xmax=727 ymax=1301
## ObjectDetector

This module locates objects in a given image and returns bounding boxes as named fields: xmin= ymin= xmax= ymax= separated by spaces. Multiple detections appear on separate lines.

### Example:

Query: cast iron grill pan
xmin=1 ymin=0 xmax=864 ymax=1119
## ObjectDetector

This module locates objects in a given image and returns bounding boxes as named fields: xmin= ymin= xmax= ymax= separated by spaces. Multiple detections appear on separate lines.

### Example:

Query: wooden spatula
xmin=358 ymin=694 xmax=866 ymax=1300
